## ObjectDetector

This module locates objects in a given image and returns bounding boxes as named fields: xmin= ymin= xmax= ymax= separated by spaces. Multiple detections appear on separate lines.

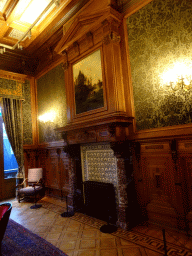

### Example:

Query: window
xmin=0 ymin=107 xmax=18 ymax=179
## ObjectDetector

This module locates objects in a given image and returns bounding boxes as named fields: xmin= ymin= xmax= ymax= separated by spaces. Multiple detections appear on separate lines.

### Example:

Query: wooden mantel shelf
xmin=57 ymin=112 xmax=133 ymax=132
xmin=56 ymin=112 xmax=133 ymax=145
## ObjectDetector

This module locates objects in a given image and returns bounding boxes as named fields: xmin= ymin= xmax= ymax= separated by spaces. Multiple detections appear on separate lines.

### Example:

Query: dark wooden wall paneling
xmin=132 ymin=137 xmax=192 ymax=232
xmin=24 ymin=146 xmax=70 ymax=199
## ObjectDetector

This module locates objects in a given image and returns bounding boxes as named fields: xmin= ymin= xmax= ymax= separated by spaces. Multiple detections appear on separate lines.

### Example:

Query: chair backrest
xmin=28 ymin=168 xmax=43 ymax=184
xmin=0 ymin=203 xmax=12 ymax=243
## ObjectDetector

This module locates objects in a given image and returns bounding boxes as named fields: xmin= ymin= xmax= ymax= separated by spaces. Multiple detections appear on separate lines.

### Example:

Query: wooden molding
xmin=29 ymin=77 xmax=38 ymax=146
xmin=57 ymin=111 xmax=133 ymax=132
xmin=121 ymin=18 xmax=136 ymax=129
xmin=23 ymin=140 xmax=66 ymax=150
xmin=35 ymin=57 xmax=64 ymax=80
xmin=129 ymin=123 xmax=192 ymax=142
xmin=56 ymin=112 xmax=133 ymax=145
xmin=0 ymin=69 xmax=27 ymax=82
xmin=55 ymin=7 xmax=122 ymax=55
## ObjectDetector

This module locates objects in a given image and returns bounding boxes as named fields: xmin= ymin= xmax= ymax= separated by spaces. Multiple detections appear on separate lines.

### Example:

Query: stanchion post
xmin=162 ymin=229 xmax=168 ymax=256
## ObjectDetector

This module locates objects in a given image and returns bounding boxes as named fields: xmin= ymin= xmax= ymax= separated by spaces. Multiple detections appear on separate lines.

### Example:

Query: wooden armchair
xmin=17 ymin=168 xmax=45 ymax=204
xmin=0 ymin=203 xmax=12 ymax=255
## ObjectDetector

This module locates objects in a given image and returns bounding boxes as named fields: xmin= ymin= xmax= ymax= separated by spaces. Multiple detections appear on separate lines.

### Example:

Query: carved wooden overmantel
xmin=54 ymin=3 xmax=133 ymax=127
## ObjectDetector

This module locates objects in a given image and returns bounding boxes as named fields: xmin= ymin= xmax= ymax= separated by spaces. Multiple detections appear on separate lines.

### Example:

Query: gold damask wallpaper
xmin=127 ymin=0 xmax=192 ymax=130
xmin=0 ymin=77 xmax=33 ymax=145
xmin=22 ymin=80 xmax=33 ymax=145
xmin=0 ymin=78 xmax=23 ymax=99
xmin=37 ymin=63 xmax=67 ymax=143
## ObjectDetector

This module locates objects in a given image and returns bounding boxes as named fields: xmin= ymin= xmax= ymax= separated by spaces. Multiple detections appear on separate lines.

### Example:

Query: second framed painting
xmin=72 ymin=49 xmax=105 ymax=115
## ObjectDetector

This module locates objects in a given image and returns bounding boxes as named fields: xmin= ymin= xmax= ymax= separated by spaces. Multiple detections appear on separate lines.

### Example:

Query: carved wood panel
xmin=178 ymin=141 xmax=192 ymax=231
xmin=131 ymin=139 xmax=192 ymax=231
xmin=135 ymin=142 xmax=178 ymax=229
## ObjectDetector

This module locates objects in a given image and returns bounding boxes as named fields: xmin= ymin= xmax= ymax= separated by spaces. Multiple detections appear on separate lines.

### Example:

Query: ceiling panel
xmin=0 ymin=0 xmax=8 ymax=12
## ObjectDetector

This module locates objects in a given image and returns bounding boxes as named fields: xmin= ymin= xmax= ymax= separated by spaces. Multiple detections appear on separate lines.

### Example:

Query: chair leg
xmin=34 ymin=190 xmax=37 ymax=206
xmin=30 ymin=189 xmax=42 ymax=209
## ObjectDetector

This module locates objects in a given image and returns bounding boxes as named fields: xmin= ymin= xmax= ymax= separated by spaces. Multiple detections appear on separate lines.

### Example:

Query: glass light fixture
xmin=162 ymin=62 xmax=192 ymax=91
xmin=38 ymin=110 xmax=56 ymax=123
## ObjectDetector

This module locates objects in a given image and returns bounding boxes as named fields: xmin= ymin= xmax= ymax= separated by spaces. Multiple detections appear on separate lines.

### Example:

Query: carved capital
xmin=73 ymin=41 xmax=79 ymax=54
xmin=62 ymin=61 xmax=69 ymax=71
xmin=61 ymin=50 xmax=69 ymax=71
xmin=86 ymin=31 xmax=93 ymax=46
xmin=103 ymin=31 xmax=121 ymax=45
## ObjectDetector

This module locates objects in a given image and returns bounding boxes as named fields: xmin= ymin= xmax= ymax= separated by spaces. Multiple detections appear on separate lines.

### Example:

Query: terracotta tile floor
xmin=3 ymin=196 xmax=192 ymax=256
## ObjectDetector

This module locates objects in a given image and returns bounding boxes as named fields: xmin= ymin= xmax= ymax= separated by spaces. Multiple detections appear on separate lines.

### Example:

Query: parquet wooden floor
xmin=4 ymin=196 xmax=192 ymax=256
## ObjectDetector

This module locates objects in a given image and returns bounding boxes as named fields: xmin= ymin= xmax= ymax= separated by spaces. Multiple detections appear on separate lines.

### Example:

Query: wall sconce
xmin=162 ymin=62 xmax=192 ymax=91
xmin=38 ymin=110 xmax=56 ymax=123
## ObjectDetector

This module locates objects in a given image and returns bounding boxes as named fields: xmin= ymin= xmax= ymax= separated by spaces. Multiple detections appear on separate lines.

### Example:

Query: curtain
xmin=1 ymin=98 xmax=24 ymax=178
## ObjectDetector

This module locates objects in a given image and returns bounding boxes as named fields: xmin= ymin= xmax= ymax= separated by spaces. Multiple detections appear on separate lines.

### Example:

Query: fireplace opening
xmin=83 ymin=180 xmax=117 ymax=224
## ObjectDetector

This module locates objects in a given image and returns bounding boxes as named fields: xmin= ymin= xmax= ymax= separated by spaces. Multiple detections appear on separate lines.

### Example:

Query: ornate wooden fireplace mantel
xmin=56 ymin=112 xmax=133 ymax=145
xmin=56 ymin=114 xmax=133 ymax=230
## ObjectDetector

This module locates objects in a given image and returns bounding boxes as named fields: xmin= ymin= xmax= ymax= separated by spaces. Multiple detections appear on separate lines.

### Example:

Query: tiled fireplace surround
xmin=58 ymin=121 xmax=133 ymax=230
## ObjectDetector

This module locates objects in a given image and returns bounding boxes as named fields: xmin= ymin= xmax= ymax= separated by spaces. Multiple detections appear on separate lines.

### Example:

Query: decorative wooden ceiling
xmin=0 ymin=0 xmax=90 ymax=75
xmin=0 ymin=0 xmax=145 ymax=76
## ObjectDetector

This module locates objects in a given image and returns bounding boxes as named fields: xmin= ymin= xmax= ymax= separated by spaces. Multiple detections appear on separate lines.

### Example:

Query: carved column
xmin=63 ymin=143 xmax=81 ymax=213
xmin=110 ymin=141 xmax=129 ymax=229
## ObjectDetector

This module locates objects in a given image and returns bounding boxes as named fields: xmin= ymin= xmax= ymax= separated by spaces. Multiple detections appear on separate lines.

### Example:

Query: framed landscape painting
xmin=73 ymin=49 xmax=104 ymax=115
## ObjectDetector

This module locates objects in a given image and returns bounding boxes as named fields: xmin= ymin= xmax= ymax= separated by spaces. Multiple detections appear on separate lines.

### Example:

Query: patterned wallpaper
xmin=127 ymin=0 xmax=192 ymax=130
xmin=37 ymin=63 xmax=67 ymax=143
xmin=22 ymin=80 xmax=33 ymax=145
xmin=0 ymin=77 xmax=33 ymax=145
xmin=0 ymin=78 xmax=23 ymax=99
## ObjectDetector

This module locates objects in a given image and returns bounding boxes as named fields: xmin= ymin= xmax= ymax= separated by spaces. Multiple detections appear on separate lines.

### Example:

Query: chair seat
xmin=19 ymin=186 xmax=43 ymax=195
xmin=0 ymin=203 xmax=12 ymax=252
xmin=0 ymin=206 xmax=9 ymax=220
xmin=17 ymin=168 xmax=44 ymax=203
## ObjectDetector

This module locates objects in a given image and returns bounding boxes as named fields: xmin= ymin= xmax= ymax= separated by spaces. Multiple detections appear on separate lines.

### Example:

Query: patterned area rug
xmin=2 ymin=219 xmax=68 ymax=256
xmin=39 ymin=199 xmax=192 ymax=256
